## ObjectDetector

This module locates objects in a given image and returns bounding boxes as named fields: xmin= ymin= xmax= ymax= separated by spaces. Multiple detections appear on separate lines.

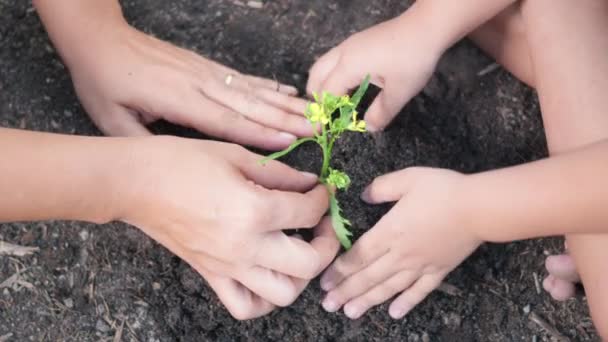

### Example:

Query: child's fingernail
xmin=301 ymin=171 xmax=318 ymax=180
xmin=322 ymin=298 xmax=339 ymax=312
xmin=278 ymin=132 xmax=297 ymax=142
xmin=360 ymin=187 xmax=372 ymax=202
xmin=366 ymin=123 xmax=379 ymax=132
xmin=344 ymin=305 xmax=362 ymax=319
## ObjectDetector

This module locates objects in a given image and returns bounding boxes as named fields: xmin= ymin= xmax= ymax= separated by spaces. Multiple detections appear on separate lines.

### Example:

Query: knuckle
xmin=300 ymin=211 xmax=321 ymax=229
xmin=331 ymin=258 xmax=349 ymax=277
xmin=300 ymin=255 xmax=321 ymax=280
xmin=243 ymin=190 xmax=272 ymax=227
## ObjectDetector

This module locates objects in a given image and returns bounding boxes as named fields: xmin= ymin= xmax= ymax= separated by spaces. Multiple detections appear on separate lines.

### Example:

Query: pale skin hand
xmin=124 ymin=137 xmax=340 ymax=319
xmin=306 ymin=9 xmax=441 ymax=132
xmin=307 ymin=0 xmax=516 ymax=132
xmin=320 ymin=168 xmax=481 ymax=319
xmin=0 ymin=129 xmax=339 ymax=320
xmin=321 ymin=139 xmax=608 ymax=320
xmin=33 ymin=0 xmax=311 ymax=149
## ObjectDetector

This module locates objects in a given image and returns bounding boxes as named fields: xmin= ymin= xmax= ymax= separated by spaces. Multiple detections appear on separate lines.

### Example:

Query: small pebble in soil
xmin=443 ymin=312 xmax=462 ymax=327
xmin=152 ymin=282 xmax=161 ymax=291
xmin=79 ymin=230 xmax=89 ymax=241
xmin=95 ymin=319 xmax=110 ymax=333
xmin=523 ymin=305 xmax=531 ymax=314
xmin=247 ymin=1 xmax=263 ymax=9
xmin=63 ymin=298 xmax=73 ymax=309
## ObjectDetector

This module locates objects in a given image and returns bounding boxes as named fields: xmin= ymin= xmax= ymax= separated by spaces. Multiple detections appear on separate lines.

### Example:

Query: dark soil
xmin=0 ymin=0 xmax=599 ymax=341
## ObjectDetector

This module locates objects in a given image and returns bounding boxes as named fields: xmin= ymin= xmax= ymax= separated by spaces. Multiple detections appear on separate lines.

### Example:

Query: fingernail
xmin=278 ymin=132 xmax=297 ymax=142
xmin=301 ymin=171 xmax=318 ymax=180
xmin=320 ymin=274 xmax=335 ymax=291
xmin=344 ymin=305 xmax=362 ymax=319
xmin=360 ymin=186 xmax=372 ymax=203
xmin=366 ymin=123 xmax=379 ymax=132
xmin=389 ymin=305 xmax=409 ymax=319
xmin=322 ymin=297 xmax=339 ymax=312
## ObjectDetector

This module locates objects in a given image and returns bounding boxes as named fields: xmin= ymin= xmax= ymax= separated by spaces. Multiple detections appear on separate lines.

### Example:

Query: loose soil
xmin=0 ymin=0 xmax=599 ymax=341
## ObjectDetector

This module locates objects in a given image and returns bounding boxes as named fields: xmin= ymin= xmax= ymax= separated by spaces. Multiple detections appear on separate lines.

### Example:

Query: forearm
xmin=33 ymin=0 xmax=126 ymax=69
xmin=405 ymin=0 xmax=517 ymax=52
xmin=0 ymin=128 xmax=133 ymax=223
xmin=462 ymin=140 xmax=608 ymax=242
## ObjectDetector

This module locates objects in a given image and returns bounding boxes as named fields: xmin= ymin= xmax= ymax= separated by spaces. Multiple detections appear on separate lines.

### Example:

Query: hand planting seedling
xmin=261 ymin=76 xmax=371 ymax=249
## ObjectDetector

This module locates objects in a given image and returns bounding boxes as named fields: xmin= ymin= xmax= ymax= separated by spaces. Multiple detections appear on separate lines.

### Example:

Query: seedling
xmin=261 ymin=76 xmax=370 ymax=249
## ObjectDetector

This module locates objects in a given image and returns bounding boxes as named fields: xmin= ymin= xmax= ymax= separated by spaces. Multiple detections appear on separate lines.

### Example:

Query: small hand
xmin=69 ymin=24 xmax=311 ymax=150
xmin=319 ymin=167 xmax=481 ymax=319
xmin=307 ymin=13 xmax=441 ymax=132
xmin=120 ymin=137 xmax=339 ymax=319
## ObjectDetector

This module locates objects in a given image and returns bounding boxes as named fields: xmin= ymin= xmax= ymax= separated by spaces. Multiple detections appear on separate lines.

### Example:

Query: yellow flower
xmin=347 ymin=110 xmax=366 ymax=132
xmin=307 ymin=102 xmax=330 ymax=125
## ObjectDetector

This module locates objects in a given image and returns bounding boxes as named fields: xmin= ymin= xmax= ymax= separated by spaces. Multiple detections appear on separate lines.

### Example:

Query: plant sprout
xmin=261 ymin=76 xmax=370 ymax=249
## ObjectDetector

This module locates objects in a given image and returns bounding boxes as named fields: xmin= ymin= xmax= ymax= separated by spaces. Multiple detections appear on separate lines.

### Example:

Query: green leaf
xmin=350 ymin=74 xmax=371 ymax=109
xmin=259 ymin=137 xmax=316 ymax=164
xmin=334 ymin=75 xmax=370 ymax=131
xmin=329 ymin=193 xmax=353 ymax=249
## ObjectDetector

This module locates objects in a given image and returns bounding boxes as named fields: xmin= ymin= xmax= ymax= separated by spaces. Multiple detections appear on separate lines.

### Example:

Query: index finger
xmin=256 ymin=184 xmax=330 ymax=230
xmin=255 ymin=217 xmax=340 ymax=279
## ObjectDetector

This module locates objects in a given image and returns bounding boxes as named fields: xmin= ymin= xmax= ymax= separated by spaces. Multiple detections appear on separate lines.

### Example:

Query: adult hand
xmin=68 ymin=24 xmax=312 ymax=150
xmin=119 ymin=137 xmax=339 ymax=319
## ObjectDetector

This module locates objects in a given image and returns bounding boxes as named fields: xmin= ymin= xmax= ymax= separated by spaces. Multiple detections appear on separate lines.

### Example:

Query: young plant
xmin=261 ymin=76 xmax=370 ymax=249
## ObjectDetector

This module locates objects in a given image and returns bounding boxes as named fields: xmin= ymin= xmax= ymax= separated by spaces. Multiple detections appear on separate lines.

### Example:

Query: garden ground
xmin=0 ymin=0 xmax=599 ymax=340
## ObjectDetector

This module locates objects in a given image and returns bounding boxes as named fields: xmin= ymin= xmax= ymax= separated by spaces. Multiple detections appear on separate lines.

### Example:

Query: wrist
xmin=395 ymin=1 xmax=455 ymax=55
xmin=0 ymin=130 xmax=141 ymax=224
xmin=34 ymin=0 xmax=129 ymax=70
xmin=404 ymin=0 xmax=517 ymax=54
xmin=452 ymin=173 xmax=488 ymax=244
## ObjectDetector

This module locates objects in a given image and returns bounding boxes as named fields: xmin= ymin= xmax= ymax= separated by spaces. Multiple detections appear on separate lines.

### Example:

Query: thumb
xmin=92 ymin=106 xmax=152 ymax=137
xmin=361 ymin=167 xmax=422 ymax=204
xmin=363 ymin=82 xmax=410 ymax=132
xmin=233 ymin=147 xmax=320 ymax=192
xmin=307 ymin=48 xmax=341 ymax=97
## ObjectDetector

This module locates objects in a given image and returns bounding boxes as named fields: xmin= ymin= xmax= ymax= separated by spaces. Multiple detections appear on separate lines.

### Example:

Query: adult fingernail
xmin=344 ymin=305 xmax=362 ymax=319
xmin=320 ymin=274 xmax=335 ymax=291
xmin=389 ymin=305 xmax=409 ymax=319
xmin=322 ymin=297 xmax=339 ymax=312
xmin=360 ymin=186 xmax=372 ymax=203
xmin=278 ymin=132 xmax=297 ymax=142
xmin=301 ymin=171 xmax=318 ymax=180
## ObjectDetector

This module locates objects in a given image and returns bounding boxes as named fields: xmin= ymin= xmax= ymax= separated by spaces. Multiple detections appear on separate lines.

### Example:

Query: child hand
xmin=120 ymin=137 xmax=339 ymax=319
xmin=67 ymin=24 xmax=311 ymax=150
xmin=307 ymin=9 xmax=442 ymax=132
xmin=319 ymin=167 xmax=482 ymax=319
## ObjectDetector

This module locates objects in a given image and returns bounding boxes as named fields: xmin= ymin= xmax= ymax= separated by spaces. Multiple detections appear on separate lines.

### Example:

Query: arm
xmin=32 ymin=0 xmax=126 ymax=70
xmin=32 ymin=0 xmax=311 ymax=147
xmin=307 ymin=0 xmax=517 ymax=132
xmin=413 ymin=0 xmax=518 ymax=53
xmin=0 ymin=127 xmax=129 ymax=223
xmin=463 ymin=139 xmax=608 ymax=242
xmin=0 ymin=127 xmax=338 ymax=319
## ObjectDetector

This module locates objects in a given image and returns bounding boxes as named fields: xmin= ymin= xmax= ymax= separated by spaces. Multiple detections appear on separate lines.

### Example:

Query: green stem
xmin=320 ymin=143 xmax=330 ymax=180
